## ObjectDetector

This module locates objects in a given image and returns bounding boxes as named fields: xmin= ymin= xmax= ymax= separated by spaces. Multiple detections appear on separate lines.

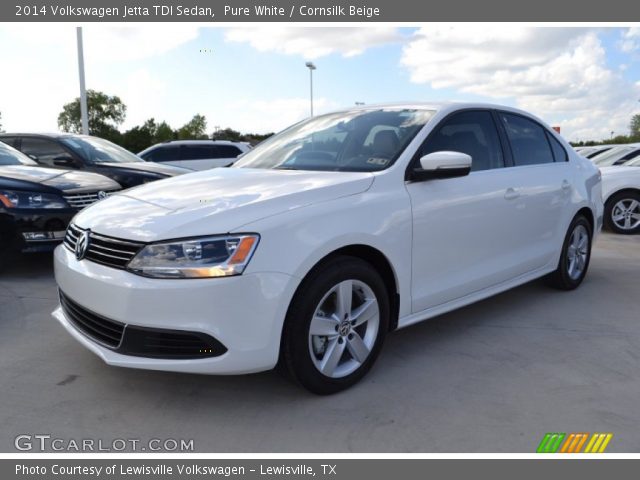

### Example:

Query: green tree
xmin=630 ymin=114 xmax=640 ymax=140
xmin=57 ymin=90 xmax=126 ymax=142
xmin=154 ymin=121 xmax=176 ymax=143
xmin=177 ymin=114 xmax=208 ymax=140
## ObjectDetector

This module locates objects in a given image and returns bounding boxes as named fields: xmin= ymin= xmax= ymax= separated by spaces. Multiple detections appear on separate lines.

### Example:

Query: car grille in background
xmin=59 ymin=291 xmax=125 ymax=349
xmin=63 ymin=224 xmax=144 ymax=270
xmin=63 ymin=190 xmax=119 ymax=209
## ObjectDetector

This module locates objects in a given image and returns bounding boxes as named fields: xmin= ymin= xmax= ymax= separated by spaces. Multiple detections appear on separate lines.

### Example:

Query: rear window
xmin=144 ymin=146 xmax=180 ymax=162
xmin=216 ymin=145 xmax=242 ymax=158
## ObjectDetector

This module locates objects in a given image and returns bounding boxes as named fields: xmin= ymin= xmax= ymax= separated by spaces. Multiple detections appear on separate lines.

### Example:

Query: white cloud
xmin=619 ymin=27 xmax=640 ymax=53
xmin=225 ymin=27 xmax=401 ymax=59
xmin=0 ymin=26 xmax=198 ymax=132
xmin=218 ymin=97 xmax=337 ymax=133
xmin=401 ymin=26 xmax=640 ymax=141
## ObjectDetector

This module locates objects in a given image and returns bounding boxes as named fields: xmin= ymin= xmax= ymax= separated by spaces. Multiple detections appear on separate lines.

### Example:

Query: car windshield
xmin=60 ymin=136 xmax=143 ymax=164
xmin=233 ymin=108 xmax=435 ymax=172
xmin=592 ymin=146 xmax=636 ymax=166
xmin=0 ymin=142 xmax=38 ymax=166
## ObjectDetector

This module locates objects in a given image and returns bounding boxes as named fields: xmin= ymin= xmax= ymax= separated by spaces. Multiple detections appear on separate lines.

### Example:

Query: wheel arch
xmin=604 ymin=187 xmax=640 ymax=205
xmin=291 ymin=244 xmax=400 ymax=332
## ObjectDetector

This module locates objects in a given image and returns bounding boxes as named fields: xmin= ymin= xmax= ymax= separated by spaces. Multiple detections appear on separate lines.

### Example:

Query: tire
xmin=280 ymin=256 xmax=389 ymax=395
xmin=604 ymin=191 xmax=640 ymax=234
xmin=546 ymin=215 xmax=592 ymax=290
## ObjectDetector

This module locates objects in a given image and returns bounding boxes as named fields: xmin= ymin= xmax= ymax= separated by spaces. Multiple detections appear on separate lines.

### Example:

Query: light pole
xmin=76 ymin=27 xmax=89 ymax=135
xmin=305 ymin=61 xmax=316 ymax=117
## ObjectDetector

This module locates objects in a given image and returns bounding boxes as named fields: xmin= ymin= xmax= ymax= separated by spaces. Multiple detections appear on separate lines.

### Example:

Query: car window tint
xmin=500 ymin=113 xmax=555 ymax=166
xmin=546 ymin=132 xmax=568 ymax=162
xmin=20 ymin=137 xmax=70 ymax=167
xmin=180 ymin=145 xmax=215 ymax=160
xmin=144 ymin=146 xmax=180 ymax=162
xmin=216 ymin=145 xmax=242 ymax=158
xmin=420 ymin=110 xmax=504 ymax=172
xmin=0 ymin=137 xmax=18 ymax=148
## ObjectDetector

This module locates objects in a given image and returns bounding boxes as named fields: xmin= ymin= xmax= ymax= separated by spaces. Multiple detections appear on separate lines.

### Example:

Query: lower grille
xmin=63 ymin=190 xmax=119 ymax=209
xmin=59 ymin=291 xmax=125 ymax=349
xmin=63 ymin=224 xmax=144 ymax=270
xmin=59 ymin=290 xmax=227 ymax=359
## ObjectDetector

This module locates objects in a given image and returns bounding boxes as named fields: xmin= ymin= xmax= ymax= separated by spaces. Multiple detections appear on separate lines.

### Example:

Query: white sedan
xmin=601 ymin=160 xmax=640 ymax=234
xmin=52 ymin=103 xmax=603 ymax=394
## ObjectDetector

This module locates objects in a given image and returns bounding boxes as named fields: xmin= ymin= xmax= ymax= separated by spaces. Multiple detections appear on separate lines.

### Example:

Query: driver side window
xmin=419 ymin=110 xmax=505 ymax=172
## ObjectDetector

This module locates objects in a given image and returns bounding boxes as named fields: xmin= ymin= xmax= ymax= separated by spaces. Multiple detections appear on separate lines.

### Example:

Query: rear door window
xmin=500 ymin=113 xmax=555 ymax=166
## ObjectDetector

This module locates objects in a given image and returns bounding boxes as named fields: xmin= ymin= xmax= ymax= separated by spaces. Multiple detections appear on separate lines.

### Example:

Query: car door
xmin=406 ymin=109 xmax=537 ymax=313
xmin=497 ymin=111 xmax=571 ymax=270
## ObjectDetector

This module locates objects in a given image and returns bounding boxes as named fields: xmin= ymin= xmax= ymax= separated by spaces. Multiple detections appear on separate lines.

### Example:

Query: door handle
xmin=504 ymin=187 xmax=520 ymax=201
xmin=561 ymin=180 xmax=572 ymax=192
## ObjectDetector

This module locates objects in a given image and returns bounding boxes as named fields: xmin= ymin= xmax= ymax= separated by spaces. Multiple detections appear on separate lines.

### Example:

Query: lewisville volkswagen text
xmin=53 ymin=103 xmax=603 ymax=394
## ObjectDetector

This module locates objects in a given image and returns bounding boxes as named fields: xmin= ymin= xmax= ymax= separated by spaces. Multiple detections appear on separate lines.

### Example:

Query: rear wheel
xmin=605 ymin=191 xmax=640 ymax=234
xmin=546 ymin=215 xmax=592 ymax=290
xmin=281 ymin=256 xmax=389 ymax=395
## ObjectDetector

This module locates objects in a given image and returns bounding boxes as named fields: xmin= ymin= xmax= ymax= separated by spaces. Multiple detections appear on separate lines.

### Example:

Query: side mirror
xmin=410 ymin=151 xmax=472 ymax=181
xmin=53 ymin=155 xmax=76 ymax=167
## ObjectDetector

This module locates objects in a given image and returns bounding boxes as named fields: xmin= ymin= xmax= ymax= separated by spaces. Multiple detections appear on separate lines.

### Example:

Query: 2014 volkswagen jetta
xmin=53 ymin=103 xmax=603 ymax=394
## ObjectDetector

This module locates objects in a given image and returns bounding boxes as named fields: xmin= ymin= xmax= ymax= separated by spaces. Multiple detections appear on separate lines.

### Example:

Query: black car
xmin=0 ymin=133 xmax=189 ymax=189
xmin=0 ymin=141 xmax=121 ymax=266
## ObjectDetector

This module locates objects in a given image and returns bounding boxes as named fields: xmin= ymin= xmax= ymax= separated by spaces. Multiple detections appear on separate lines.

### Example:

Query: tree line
xmin=570 ymin=114 xmax=640 ymax=147
xmin=55 ymin=90 xmax=274 ymax=153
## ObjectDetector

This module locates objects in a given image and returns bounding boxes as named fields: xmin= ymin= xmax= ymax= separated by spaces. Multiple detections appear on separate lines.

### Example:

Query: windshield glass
xmin=0 ymin=142 xmax=38 ymax=166
xmin=233 ymin=108 xmax=435 ymax=172
xmin=60 ymin=136 xmax=143 ymax=164
xmin=592 ymin=146 xmax=636 ymax=166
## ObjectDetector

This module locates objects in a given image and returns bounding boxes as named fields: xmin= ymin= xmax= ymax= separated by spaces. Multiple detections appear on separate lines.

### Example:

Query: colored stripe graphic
xmin=584 ymin=433 xmax=613 ymax=453
xmin=537 ymin=433 xmax=565 ymax=453
xmin=538 ymin=432 xmax=613 ymax=453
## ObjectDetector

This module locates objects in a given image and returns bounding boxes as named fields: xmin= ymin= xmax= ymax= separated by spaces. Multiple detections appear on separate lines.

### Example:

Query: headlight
xmin=127 ymin=234 xmax=259 ymax=279
xmin=0 ymin=189 xmax=68 ymax=209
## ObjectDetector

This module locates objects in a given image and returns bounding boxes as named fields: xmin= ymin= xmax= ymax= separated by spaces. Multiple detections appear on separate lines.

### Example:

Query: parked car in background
xmin=0 ymin=141 xmax=120 ymax=267
xmin=601 ymin=161 xmax=640 ymax=234
xmin=577 ymin=145 xmax=615 ymax=159
xmin=591 ymin=144 xmax=640 ymax=167
xmin=0 ymin=133 xmax=189 ymax=188
xmin=138 ymin=140 xmax=250 ymax=171
xmin=53 ymin=102 xmax=602 ymax=394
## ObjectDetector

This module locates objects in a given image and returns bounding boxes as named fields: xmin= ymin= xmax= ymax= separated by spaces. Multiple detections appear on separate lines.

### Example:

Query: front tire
xmin=546 ymin=215 xmax=592 ymax=290
xmin=281 ymin=256 xmax=389 ymax=395
xmin=604 ymin=191 xmax=640 ymax=234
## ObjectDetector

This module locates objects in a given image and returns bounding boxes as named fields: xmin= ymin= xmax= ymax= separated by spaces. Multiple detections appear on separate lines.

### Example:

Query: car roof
xmin=154 ymin=140 xmax=244 ymax=146
xmin=0 ymin=132 xmax=91 ymax=139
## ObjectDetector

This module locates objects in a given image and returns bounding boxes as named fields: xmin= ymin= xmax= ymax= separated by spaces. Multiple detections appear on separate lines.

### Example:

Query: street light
xmin=76 ymin=27 xmax=89 ymax=135
xmin=305 ymin=61 xmax=316 ymax=117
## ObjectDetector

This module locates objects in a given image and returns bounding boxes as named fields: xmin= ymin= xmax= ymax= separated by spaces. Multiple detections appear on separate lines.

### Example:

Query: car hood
xmin=74 ymin=168 xmax=375 ymax=242
xmin=0 ymin=165 xmax=120 ymax=193
xmin=599 ymin=166 xmax=640 ymax=177
xmin=96 ymin=162 xmax=189 ymax=177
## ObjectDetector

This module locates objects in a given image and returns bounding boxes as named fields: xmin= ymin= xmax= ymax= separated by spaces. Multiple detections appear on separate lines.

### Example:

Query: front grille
xmin=63 ymin=190 xmax=119 ymax=209
xmin=63 ymin=224 xmax=144 ymax=270
xmin=59 ymin=291 xmax=125 ymax=349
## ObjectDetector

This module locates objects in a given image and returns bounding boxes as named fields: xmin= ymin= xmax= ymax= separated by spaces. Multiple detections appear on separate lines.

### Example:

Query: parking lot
xmin=1 ymin=233 xmax=638 ymax=452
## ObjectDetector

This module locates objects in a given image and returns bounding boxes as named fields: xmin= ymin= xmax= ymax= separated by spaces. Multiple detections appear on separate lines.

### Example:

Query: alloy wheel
xmin=611 ymin=199 xmax=640 ymax=231
xmin=566 ymin=224 xmax=589 ymax=280
xmin=308 ymin=279 xmax=380 ymax=378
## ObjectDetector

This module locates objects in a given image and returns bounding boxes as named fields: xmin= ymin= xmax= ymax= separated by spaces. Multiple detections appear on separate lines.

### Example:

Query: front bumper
xmin=1 ymin=209 xmax=76 ymax=252
xmin=53 ymin=246 xmax=298 ymax=374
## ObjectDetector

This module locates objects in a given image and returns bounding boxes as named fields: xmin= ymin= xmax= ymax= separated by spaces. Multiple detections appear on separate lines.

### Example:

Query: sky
xmin=0 ymin=25 xmax=639 ymax=142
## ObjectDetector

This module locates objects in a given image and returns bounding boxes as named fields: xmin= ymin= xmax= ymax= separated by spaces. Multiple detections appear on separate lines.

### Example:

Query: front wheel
xmin=605 ymin=191 xmax=640 ymax=234
xmin=546 ymin=215 xmax=592 ymax=290
xmin=280 ymin=256 xmax=389 ymax=395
